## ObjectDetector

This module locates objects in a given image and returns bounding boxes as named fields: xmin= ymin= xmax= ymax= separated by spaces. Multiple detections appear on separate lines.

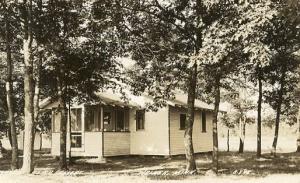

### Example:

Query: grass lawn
xmin=1 ymin=149 xmax=300 ymax=182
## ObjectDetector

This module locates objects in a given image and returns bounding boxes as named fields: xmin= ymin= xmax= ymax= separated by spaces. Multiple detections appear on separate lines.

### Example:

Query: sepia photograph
xmin=0 ymin=0 xmax=299 ymax=182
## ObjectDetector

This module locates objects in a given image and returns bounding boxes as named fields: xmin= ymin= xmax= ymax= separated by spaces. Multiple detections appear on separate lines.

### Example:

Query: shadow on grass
xmin=220 ymin=151 xmax=300 ymax=175
xmin=1 ymin=150 xmax=300 ymax=179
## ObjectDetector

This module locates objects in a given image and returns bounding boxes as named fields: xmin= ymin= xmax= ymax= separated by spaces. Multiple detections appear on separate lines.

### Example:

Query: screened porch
xmin=51 ymin=104 xmax=131 ymax=157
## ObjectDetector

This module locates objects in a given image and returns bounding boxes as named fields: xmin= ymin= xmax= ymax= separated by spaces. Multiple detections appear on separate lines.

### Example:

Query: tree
xmin=38 ymin=0 xmax=125 ymax=170
xmin=0 ymin=0 xmax=19 ymax=170
xmin=222 ymin=88 xmax=256 ymax=153
xmin=264 ymin=56 xmax=300 ymax=155
xmin=263 ymin=0 xmax=300 ymax=155
xmin=219 ymin=113 xmax=235 ymax=152
xmin=237 ymin=5 xmax=278 ymax=159
xmin=21 ymin=0 xmax=35 ymax=173
xmin=0 ymin=58 xmax=7 ymax=158
xmin=195 ymin=0 xmax=277 ymax=169
xmin=124 ymin=0 xmax=235 ymax=173
xmin=201 ymin=47 xmax=246 ymax=173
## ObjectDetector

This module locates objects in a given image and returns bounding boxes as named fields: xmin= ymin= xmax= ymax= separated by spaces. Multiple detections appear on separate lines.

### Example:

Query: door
xmin=70 ymin=108 xmax=84 ymax=150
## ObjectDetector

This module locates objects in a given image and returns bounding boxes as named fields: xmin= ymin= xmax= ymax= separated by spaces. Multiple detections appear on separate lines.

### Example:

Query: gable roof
xmin=168 ymin=94 xmax=215 ymax=111
xmin=40 ymin=90 xmax=225 ymax=112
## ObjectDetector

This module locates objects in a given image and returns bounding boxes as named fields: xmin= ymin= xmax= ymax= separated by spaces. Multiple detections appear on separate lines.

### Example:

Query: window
xmin=103 ymin=111 xmax=113 ymax=131
xmin=103 ymin=109 xmax=129 ymax=131
xmin=136 ymin=110 xmax=145 ymax=130
xmin=71 ymin=108 xmax=82 ymax=131
xmin=116 ymin=110 xmax=125 ymax=131
xmin=180 ymin=114 xmax=186 ymax=130
xmin=71 ymin=132 xmax=82 ymax=148
xmin=85 ymin=106 xmax=100 ymax=131
xmin=103 ymin=112 xmax=111 ymax=125
xmin=202 ymin=111 xmax=206 ymax=132
xmin=70 ymin=108 xmax=82 ymax=148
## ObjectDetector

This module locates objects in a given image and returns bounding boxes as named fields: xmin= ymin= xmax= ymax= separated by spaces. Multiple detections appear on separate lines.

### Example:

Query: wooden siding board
xmin=51 ymin=133 xmax=60 ymax=156
xmin=169 ymin=106 xmax=213 ymax=155
xmin=130 ymin=108 xmax=169 ymax=155
xmin=84 ymin=132 xmax=103 ymax=157
xmin=103 ymin=132 xmax=130 ymax=156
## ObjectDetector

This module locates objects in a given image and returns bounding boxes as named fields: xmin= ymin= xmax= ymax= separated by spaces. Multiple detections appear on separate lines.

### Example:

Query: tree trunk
xmin=33 ymin=57 xmax=41 ymax=132
xmin=271 ymin=68 xmax=285 ymax=156
xmin=68 ymin=101 xmax=72 ymax=165
xmin=0 ymin=140 xmax=3 ymax=158
xmin=238 ymin=117 xmax=246 ymax=153
xmin=296 ymin=106 xmax=300 ymax=152
xmin=58 ymin=74 xmax=68 ymax=170
xmin=5 ymin=14 xmax=19 ymax=170
xmin=7 ymin=125 xmax=12 ymax=147
xmin=184 ymin=63 xmax=197 ymax=173
xmin=22 ymin=0 xmax=35 ymax=174
xmin=59 ymin=100 xmax=68 ymax=170
xmin=32 ymin=46 xmax=42 ymax=157
xmin=257 ymin=73 xmax=262 ymax=158
xmin=39 ymin=132 xmax=42 ymax=151
xmin=212 ymin=77 xmax=220 ymax=174
xmin=22 ymin=39 xmax=35 ymax=173
xmin=35 ymin=0 xmax=43 ymax=154
xmin=227 ymin=129 xmax=230 ymax=152
xmin=271 ymin=98 xmax=282 ymax=156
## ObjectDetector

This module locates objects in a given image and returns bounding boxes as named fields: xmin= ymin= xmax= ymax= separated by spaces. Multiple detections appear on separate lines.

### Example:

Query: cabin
xmin=41 ymin=91 xmax=215 ymax=158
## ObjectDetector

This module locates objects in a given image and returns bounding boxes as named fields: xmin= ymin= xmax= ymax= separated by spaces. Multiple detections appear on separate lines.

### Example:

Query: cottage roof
xmin=40 ymin=90 xmax=226 ymax=112
xmin=168 ymin=94 xmax=215 ymax=111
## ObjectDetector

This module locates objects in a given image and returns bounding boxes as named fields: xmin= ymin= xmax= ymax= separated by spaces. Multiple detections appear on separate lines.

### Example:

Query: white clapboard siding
xmin=103 ymin=132 xmax=130 ymax=156
xmin=130 ymin=108 xmax=169 ymax=155
xmin=51 ymin=133 xmax=60 ymax=156
xmin=83 ymin=132 xmax=102 ymax=157
xmin=169 ymin=106 xmax=213 ymax=155
xmin=52 ymin=132 xmax=102 ymax=157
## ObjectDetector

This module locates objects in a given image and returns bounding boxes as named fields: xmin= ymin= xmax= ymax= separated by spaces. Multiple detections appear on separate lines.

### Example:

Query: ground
xmin=1 ymin=124 xmax=298 ymax=182
xmin=1 ymin=149 xmax=300 ymax=183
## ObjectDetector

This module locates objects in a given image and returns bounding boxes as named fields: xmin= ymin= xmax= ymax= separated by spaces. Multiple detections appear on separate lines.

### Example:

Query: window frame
xmin=103 ymin=110 xmax=113 ymax=131
xmin=103 ymin=111 xmax=112 ymax=125
xmin=179 ymin=113 xmax=186 ymax=130
xmin=116 ymin=110 xmax=125 ymax=131
xmin=70 ymin=132 xmax=82 ymax=148
xmin=69 ymin=107 xmax=84 ymax=150
xmin=136 ymin=110 xmax=145 ymax=131
xmin=85 ymin=105 xmax=101 ymax=132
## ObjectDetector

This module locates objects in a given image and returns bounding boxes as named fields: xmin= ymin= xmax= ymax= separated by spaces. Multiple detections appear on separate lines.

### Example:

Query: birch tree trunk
xmin=212 ymin=78 xmax=220 ymax=174
xmin=22 ymin=0 xmax=35 ymax=173
xmin=238 ymin=117 xmax=246 ymax=153
xmin=33 ymin=47 xmax=42 ymax=155
xmin=34 ymin=0 xmax=43 ymax=153
xmin=7 ymin=126 xmax=12 ymax=147
xmin=257 ymin=73 xmax=262 ymax=158
xmin=184 ymin=63 xmax=197 ymax=173
xmin=4 ymin=11 xmax=19 ymax=169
